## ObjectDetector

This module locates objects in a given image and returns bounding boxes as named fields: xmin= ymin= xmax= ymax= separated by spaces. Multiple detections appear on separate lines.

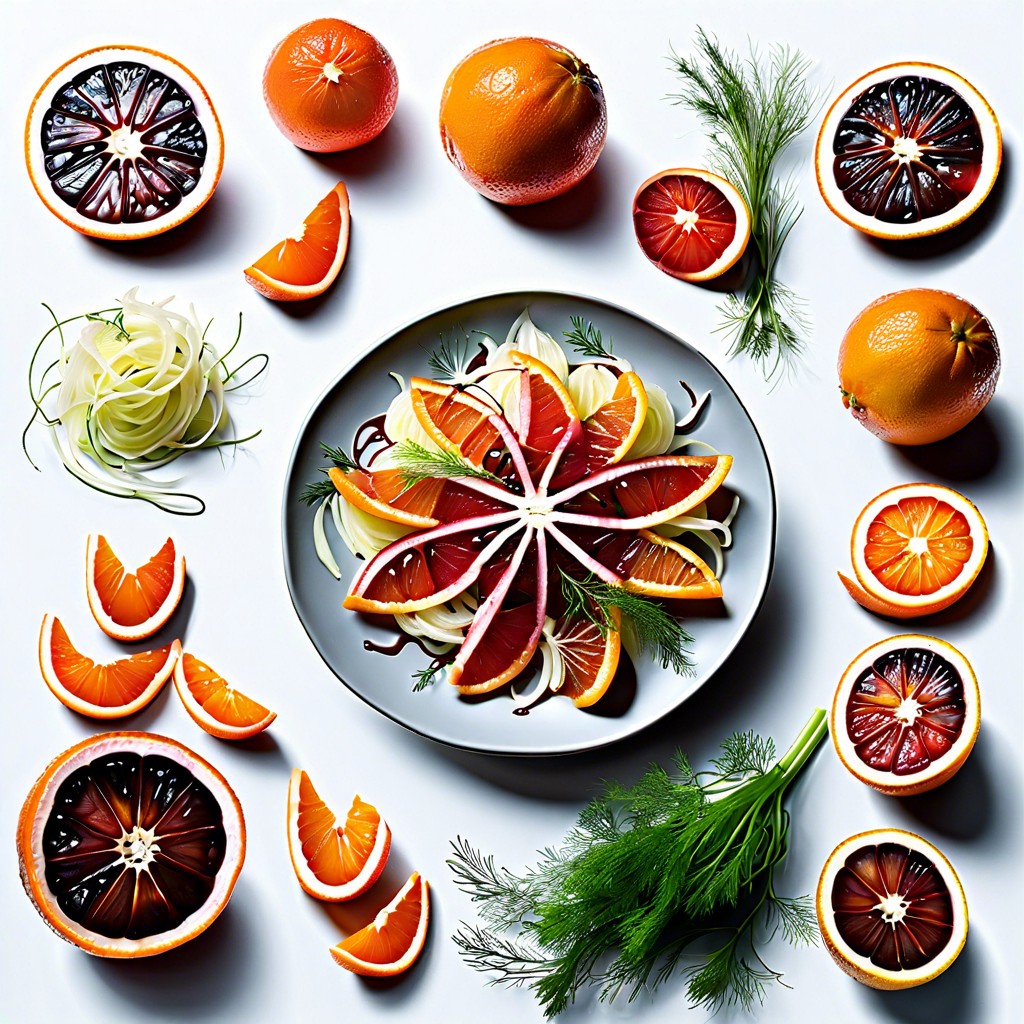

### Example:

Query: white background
xmin=1 ymin=1 xmax=1020 ymax=1022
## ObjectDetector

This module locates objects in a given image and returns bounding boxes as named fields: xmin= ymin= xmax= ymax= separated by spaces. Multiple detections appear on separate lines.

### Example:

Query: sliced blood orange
xmin=17 ymin=731 xmax=245 ymax=957
xmin=86 ymin=534 xmax=185 ymax=642
xmin=329 ymin=871 xmax=429 ymax=976
xmin=633 ymin=168 xmax=751 ymax=281
xmin=173 ymin=653 xmax=276 ymax=741
xmin=831 ymin=635 xmax=980 ymax=795
xmin=244 ymin=181 xmax=350 ymax=301
xmin=844 ymin=483 xmax=988 ymax=618
xmin=816 ymin=829 xmax=968 ymax=989
xmin=39 ymin=614 xmax=179 ymax=719
xmin=26 ymin=46 xmax=223 ymax=241
xmin=816 ymin=63 xmax=1001 ymax=240
xmin=286 ymin=769 xmax=390 ymax=902
xmin=409 ymin=378 xmax=506 ymax=468
xmin=549 ymin=605 xmax=621 ymax=708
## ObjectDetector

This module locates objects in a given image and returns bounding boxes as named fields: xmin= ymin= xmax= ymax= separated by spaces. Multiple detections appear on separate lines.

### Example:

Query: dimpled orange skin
xmin=439 ymin=37 xmax=607 ymax=205
xmin=838 ymin=289 xmax=1000 ymax=446
xmin=263 ymin=18 xmax=398 ymax=153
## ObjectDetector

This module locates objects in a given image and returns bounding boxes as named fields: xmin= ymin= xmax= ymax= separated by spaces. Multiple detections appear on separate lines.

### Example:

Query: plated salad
xmin=304 ymin=311 xmax=738 ymax=712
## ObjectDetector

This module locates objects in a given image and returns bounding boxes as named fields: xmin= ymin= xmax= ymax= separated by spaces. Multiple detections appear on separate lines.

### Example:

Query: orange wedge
xmin=173 ymin=653 xmax=276 ymax=740
xmin=843 ymin=483 xmax=988 ymax=618
xmin=330 ymin=872 xmax=429 ymax=976
xmin=86 ymin=535 xmax=185 ymax=642
xmin=244 ymin=182 xmax=350 ymax=301
xmin=550 ymin=606 xmax=621 ymax=708
xmin=287 ymin=769 xmax=391 ymax=902
xmin=39 ymin=614 xmax=179 ymax=719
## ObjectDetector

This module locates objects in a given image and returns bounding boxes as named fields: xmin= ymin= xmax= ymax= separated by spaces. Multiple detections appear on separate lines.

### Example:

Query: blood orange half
xmin=173 ymin=653 xmax=277 ymax=740
xmin=39 ymin=614 xmax=179 ymax=719
xmin=329 ymin=871 xmax=429 ymax=976
xmin=26 ymin=46 xmax=224 ymax=241
xmin=816 ymin=829 xmax=968 ymax=989
xmin=17 ymin=731 xmax=245 ymax=957
xmin=86 ymin=534 xmax=185 ymax=642
xmin=286 ymin=770 xmax=391 ymax=902
xmin=633 ymin=168 xmax=751 ymax=281
xmin=831 ymin=635 xmax=980 ymax=795
xmin=843 ymin=483 xmax=988 ymax=618
xmin=244 ymin=182 xmax=351 ymax=302
xmin=816 ymin=63 xmax=1001 ymax=240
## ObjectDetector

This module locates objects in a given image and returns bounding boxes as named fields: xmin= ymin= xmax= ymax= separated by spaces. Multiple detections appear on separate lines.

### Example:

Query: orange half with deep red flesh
xmin=633 ymin=168 xmax=750 ymax=281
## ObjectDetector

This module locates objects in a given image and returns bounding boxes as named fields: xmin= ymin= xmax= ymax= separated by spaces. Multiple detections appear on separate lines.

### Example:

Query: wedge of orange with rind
xmin=17 ymin=731 xmax=245 ymax=957
xmin=329 ymin=871 xmax=429 ymax=976
xmin=830 ymin=634 xmax=980 ymax=796
xmin=39 ymin=614 xmax=179 ymax=719
xmin=86 ymin=534 xmax=185 ymax=642
xmin=245 ymin=182 xmax=350 ymax=301
xmin=287 ymin=769 xmax=391 ymax=902
xmin=843 ymin=483 xmax=988 ymax=618
xmin=816 ymin=828 xmax=968 ymax=990
xmin=173 ymin=652 xmax=276 ymax=740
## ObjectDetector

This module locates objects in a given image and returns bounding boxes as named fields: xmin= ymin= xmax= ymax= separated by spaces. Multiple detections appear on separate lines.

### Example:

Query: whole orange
xmin=439 ymin=37 xmax=607 ymax=205
xmin=838 ymin=289 xmax=1000 ymax=446
xmin=263 ymin=18 xmax=398 ymax=152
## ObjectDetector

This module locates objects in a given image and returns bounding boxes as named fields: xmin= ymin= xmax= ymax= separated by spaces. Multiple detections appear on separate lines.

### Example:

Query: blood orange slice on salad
xmin=831 ymin=635 xmax=980 ymax=795
xmin=26 ymin=46 xmax=223 ymax=240
xmin=633 ymin=168 xmax=751 ymax=281
xmin=815 ymin=63 xmax=1001 ymax=240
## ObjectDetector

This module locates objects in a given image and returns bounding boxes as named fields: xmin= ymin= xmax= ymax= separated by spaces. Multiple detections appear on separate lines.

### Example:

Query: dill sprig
xmin=669 ymin=29 xmax=819 ymax=379
xmin=563 ymin=316 xmax=613 ymax=359
xmin=299 ymin=441 xmax=356 ymax=506
xmin=427 ymin=328 xmax=474 ymax=381
xmin=449 ymin=709 xmax=828 ymax=1017
xmin=560 ymin=570 xmax=693 ymax=675
xmin=391 ymin=439 xmax=502 ymax=489
xmin=412 ymin=663 xmax=442 ymax=692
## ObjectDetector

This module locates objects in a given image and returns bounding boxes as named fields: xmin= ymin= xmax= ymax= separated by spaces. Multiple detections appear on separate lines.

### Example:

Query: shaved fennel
xmin=25 ymin=289 xmax=266 ymax=514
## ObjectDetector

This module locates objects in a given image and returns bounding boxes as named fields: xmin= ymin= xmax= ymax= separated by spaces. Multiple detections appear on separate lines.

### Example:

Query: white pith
xmin=817 ymin=828 xmax=968 ymax=985
xmin=816 ymin=62 xmax=1001 ymax=240
xmin=26 ymin=46 xmax=224 ymax=241
xmin=22 ymin=733 xmax=244 ymax=957
xmin=830 ymin=634 xmax=980 ymax=792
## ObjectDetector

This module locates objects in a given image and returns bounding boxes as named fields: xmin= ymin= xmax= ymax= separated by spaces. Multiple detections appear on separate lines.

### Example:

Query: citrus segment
xmin=173 ymin=653 xmax=276 ymax=740
xmin=831 ymin=635 xmax=980 ymax=795
xmin=409 ymin=379 xmax=504 ymax=467
xmin=17 ymin=732 xmax=245 ymax=956
xmin=817 ymin=829 xmax=968 ymax=989
xmin=86 ymin=534 xmax=185 ymax=641
xmin=39 ymin=614 xmax=179 ymax=719
xmin=816 ymin=63 xmax=1001 ymax=239
xmin=287 ymin=770 xmax=390 ymax=902
xmin=633 ymin=168 xmax=751 ymax=281
xmin=439 ymin=37 xmax=606 ymax=205
xmin=263 ymin=19 xmax=398 ymax=153
xmin=847 ymin=483 xmax=988 ymax=617
xmin=26 ymin=46 xmax=224 ymax=240
xmin=549 ymin=605 xmax=621 ymax=707
xmin=245 ymin=182 xmax=350 ymax=301
xmin=330 ymin=872 xmax=429 ymax=976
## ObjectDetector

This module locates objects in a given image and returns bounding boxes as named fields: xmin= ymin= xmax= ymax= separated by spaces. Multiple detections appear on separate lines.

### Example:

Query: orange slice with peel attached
xmin=287 ymin=769 xmax=391 ymax=902
xmin=86 ymin=534 xmax=185 ymax=642
xmin=831 ymin=635 xmax=980 ymax=796
xmin=409 ymin=378 xmax=503 ymax=467
xmin=842 ymin=483 xmax=988 ymax=618
xmin=551 ymin=605 xmax=621 ymax=708
xmin=244 ymin=182 xmax=350 ymax=301
xmin=173 ymin=652 xmax=276 ymax=740
xmin=816 ymin=828 xmax=968 ymax=989
xmin=17 ymin=731 xmax=245 ymax=957
xmin=329 ymin=871 xmax=430 ymax=976
xmin=39 ymin=614 xmax=179 ymax=719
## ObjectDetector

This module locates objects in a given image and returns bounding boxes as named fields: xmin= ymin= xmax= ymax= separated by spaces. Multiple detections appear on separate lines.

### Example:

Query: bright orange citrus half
xmin=244 ymin=182 xmax=350 ymax=301
xmin=173 ymin=653 xmax=276 ymax=740
xmin=39 ymin=614 xmax=179 ymax=719
xmin=86 ymin=534 xmax=185 ymax=642
xmin=329 ymin=871 xmax=429 ymax=976
xmin=287 ymin=769 xmax=391 ymax=902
